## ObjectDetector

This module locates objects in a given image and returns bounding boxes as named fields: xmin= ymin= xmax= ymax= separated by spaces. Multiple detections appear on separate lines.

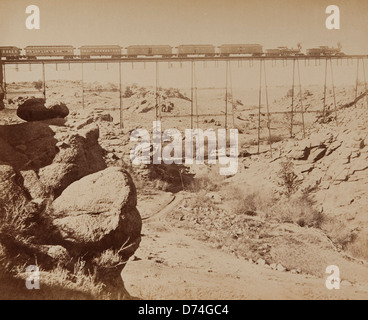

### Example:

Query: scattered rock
xmin=341 ymin=280 xmax=353 ymax=287
xmin=56 ymin=141 xmax=69 ymax=149
xmin=73 ymin=117 xmax=94 ymax=130
xmin=39 ymin=245 xmax=71 ymax=266
xmin=349 ymin=158 xmax=368 ymax=174
xmin=297 ymin=163 xmax=314 ymax=173
xmin=308 ymin=147 xmax=327 ymax=163
xmin=325 ymin=140 xmax=342 ymax=156
xmin=276 ymin=264 xmax=286 ymax=272
xmin=206 ymin=192 xmax=222 ymax=204
xmin=291 ymin=269 xmax=298 ymax=274
xmin=94 ymin=113 xmax=113 ymax=122
xmin=256 ymin=258 xmax=266 ymax=266
xmin=334 ymin=169 xmax=350 ymax=183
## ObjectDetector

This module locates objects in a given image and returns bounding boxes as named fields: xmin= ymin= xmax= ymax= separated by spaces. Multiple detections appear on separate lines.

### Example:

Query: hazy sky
xmin=0 ymin=0 xmax=368 ymax=54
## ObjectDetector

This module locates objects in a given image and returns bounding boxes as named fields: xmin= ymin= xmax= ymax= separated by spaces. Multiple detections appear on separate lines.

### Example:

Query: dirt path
xmin=123 ymin=191 xmax=368 ymax=300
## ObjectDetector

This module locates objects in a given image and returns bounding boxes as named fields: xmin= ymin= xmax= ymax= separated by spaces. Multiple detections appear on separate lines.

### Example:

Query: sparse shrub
xmin=234 ymin=193 xmax=258 ymax=216
xmin=138 ymin=87 xmax=148 ymax=98
xmin=278 ymin=158 xmax=301 ymax=197
xmin=110 ymin=84 xmax=118 ymax=92
xmin=280 ymin=112 xmax=294 ymax=137
xmin=268 ymin=134 xmax=284 ymax=144
xmin=186 ymin=190 xmax=215 ymax=210
xmin=36 ymin=263 xmax=106 ymax=299
xmin=346 ymin=233 xmax=368 ymax=261
xmin=32 ymin=80 xmax=43 ymax=91
xmin=246 ymin=138 xmax=259 ymax=146
xmin=186 ymin=168 xmax=225 ymax=193
xmin=0 ymin=200 xmax=32 ymax=244
xmin=123 ymin=86 xmax=134 ymax=98
xmin=322 ymin=217 xmax=354 ymax=249
xmin=153 ymin=179 xmax=170 ymax=192
xmin=286 ymin=88 xmax=294 ymax=98
xmin=270 ymin=192 xmax=324 ymax=228
xmin=164 ymin=88 xmax=173 ymax=97
xmin=228 ymin=186 xmax=275 ymax=218
xmin=93 ymin=249 xmax=123 ymax=269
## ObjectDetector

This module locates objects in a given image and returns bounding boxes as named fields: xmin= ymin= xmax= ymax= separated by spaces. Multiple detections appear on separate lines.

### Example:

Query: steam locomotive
xmin=0 ymin=44 xmax=345 ymax=60
xmin=306 ymin=43 xmax=344 ymax=56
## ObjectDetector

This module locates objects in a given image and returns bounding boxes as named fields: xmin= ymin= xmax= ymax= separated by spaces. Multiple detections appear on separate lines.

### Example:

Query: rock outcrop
xmin=0 ymin=117 xmax=142 ymax=298
xmin=0 ymin=121 xmax=106 ymax=198
xmin=17 ymin=98 xmax=69 ymax=122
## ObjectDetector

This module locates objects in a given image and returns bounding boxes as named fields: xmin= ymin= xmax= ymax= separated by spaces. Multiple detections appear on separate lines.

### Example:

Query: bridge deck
xmin=1 ymin=55 xmax=368 ymax=65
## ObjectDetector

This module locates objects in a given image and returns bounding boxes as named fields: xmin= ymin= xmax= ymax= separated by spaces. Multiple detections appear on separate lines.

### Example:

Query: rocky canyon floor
xmin=0 ymin=80 xmax=367 ymax=300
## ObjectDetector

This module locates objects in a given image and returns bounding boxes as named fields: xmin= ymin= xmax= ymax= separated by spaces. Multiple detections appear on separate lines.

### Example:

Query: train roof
xmin=126 ymin=45 xmax=172 ymax=48
xmin=25 ymin=45 xmax=74 ymax=48
xmin=0 ymin=46 xmax=21 ymax=49
xmin=177 ymin=44 xmax=214 ymax=47
xmin=220 ymin=44 xmax=262 ymax=46
xmin=79 ymin=45 xmax=122 ymax=48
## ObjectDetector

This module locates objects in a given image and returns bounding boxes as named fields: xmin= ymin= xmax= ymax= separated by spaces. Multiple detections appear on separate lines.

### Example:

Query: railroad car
xmin=24 ymin=45 xmax=75 ymax=59
xmin=219 ymin=44 xmax=263 ymax=57
xmin=306 ymin=43 xmax=343 ymax=56
xmin=306 ymin=47 xmax=323 ymax=56
xmin=0 ymin=46 xmax=21 ymax=60
xmin=79 ymin=45 xmax=122 ymax=59
xmin=126 ymin=45 xmax=173 ymax=58
xmin=177 ymin=45 xmax=216 ymax=58
xmin=265 ymin=44 xmax=303 ymax=57
xmin=265 ymin=48 xmax=281 ymax=56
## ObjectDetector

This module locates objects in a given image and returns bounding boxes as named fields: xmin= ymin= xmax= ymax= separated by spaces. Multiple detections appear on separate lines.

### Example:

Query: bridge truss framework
xmin=1 ymin=55 xmax=367 ymax=156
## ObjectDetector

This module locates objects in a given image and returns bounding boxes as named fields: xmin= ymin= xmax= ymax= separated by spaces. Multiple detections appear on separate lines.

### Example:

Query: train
xmin=306 ymin=43 xmax=343 ymax=56
xmin=0 ymin=44 xmax=345 ymax=60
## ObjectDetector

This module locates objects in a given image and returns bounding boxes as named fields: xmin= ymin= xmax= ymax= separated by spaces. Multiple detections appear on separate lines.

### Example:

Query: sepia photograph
xmin=0 ymin=0 xmax=367 ymax=303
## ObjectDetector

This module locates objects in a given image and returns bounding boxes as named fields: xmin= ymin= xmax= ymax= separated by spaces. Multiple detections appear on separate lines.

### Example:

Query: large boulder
xmin=17 ymin=98 xmax=69 ymax=122
xmin=50 ymin=167 xmax=142 ymax=261
xmin=0 ymin=122 xmax=106 ymax=198
xmin=50 ymin=167 xmax=142 ymax=298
